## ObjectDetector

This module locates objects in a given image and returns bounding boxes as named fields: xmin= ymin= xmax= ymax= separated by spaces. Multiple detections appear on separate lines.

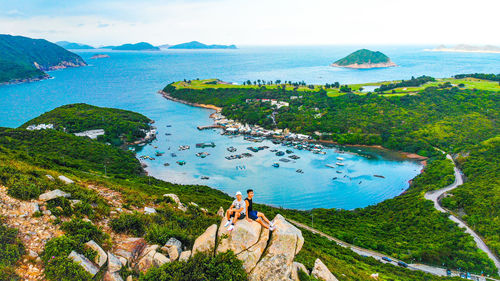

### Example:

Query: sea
xmin=1 ymin=45 xmax=498 ymax=210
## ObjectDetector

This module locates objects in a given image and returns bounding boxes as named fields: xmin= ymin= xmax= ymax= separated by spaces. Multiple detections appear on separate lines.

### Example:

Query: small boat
xmin=286 ymin=149 xmax=293 ymax=154
xmin=201 ymin=176 xmax=210 ymax=180
xmin=296 ymin=169 xmax=304 ymax=174
xmin=272 ymin=162 xmax=280 ymax=168
xmin=163 ymin=163 xmax=170 ymax=166
xmin=325 ymin=164 xmax=336 ymax=168
xmin=336 ymin=157 xmax=345 ymax=161
xmin=196 ymin=142 xmax=216 ymax=148
xmin=155 ymin=151 xmax=165 ymax=157
xmin=166 ymin=125 xmax=172 ymax=127
xmin=289 ymin=155 xmax=300 ymax=160
xmin=171 ymin=153 xmax=177 ymax=157
xmin=374 ymin=175 xmax=385 ymax=178
xmin=279 ymin=158 xmax=291 ymax=162
xmin=270 ymin=149 xmax=278 ymax=152
xmin=275 ymin=151 xmax=285 ymax=156
xmin=332 ymin=177 xmax=337 ymax=180
xmin=165 ymin=133 xmax=171 ymax=136
xmin=176 ymin=160 xmax=186 ymax=165
xmin=336 ymin=162 xmax=344 ymax=166
xmin=247 ymin=147 xmax=259 ymax=152
xmin=227 ymin=146 xmax=237 ymax=152
xmin=336 ymin=170 xmax=342 ymax=174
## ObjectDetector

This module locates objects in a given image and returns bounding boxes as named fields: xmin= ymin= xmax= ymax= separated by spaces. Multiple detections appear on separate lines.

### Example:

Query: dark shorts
xmin=230 ymin=212 xmax=246 ymax=220
xmin=248 ymin=210 xmax=258 ymax=220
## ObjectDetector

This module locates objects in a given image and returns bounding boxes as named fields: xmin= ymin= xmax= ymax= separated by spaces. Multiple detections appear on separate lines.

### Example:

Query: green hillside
xmin=0 ymin=34 xmax=86 ymax=83
xmin=22 ymin=103 xmax=153 ymax=146
xmin=334 ymin=49 xmax=392 ymax=66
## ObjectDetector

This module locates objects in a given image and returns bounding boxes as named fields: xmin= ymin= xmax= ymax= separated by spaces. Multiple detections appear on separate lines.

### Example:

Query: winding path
xmin=424 ymin=154 xmax=500 ymax=276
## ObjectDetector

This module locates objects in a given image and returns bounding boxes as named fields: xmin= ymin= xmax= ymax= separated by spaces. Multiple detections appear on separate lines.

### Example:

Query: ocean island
xmin=168 ymin=41 xmax=237 ymax=49
xmin=0 ymin=34 xmax=86 ymax=84
xmin=331 ymin=49 xmax=396 ymax=69
xmin=90 ymin=54 xmax=110 ymax=59
xmin=102 ymin=42 xmax=160 ymax=51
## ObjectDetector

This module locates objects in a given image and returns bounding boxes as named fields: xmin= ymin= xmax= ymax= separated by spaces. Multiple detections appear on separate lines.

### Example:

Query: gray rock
xmin=107 ymin=252 xmax=123 ymax=273
xmin=28 ymin=250 xmax=38 ymax=259
xmin=144 ymin=207 xmax=156 ymax=214
xmin=311 ymin=258 xmax=338 ymax=281
xmin=162 ymin=237 xmax=182 ymax=261
xmin=58 ymin=175 xmax=74 ymax=184
xmin=192 ymin=224 xmax=217 ymax=255
xmin=42 ymin=210 xmax=52 ymax=216
xmin=39 ymin=189 xmax=70 ymax=201
xmin=68 ymin=251 xmax=99 ymax=276
xmin=163 ymin=193 xmax=180 ymax=205
xmin=84 ymin=240 xmax=107 ymax=267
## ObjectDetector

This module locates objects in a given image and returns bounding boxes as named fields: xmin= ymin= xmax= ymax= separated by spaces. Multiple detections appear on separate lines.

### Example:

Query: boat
xmin=332 ymin=177 xmax=337 ymax=180
xmin=270 ymin=149 xmax=278 ymax=152
xmin=272 ymin=162 xmax=280 ymax=168
xmin=325 ymin=164 xmax=336 ymax=168
xmin=178 ymin=145 xmax=190 ymax=151
xmin=165 ymin=133 xmax=171 ymax=136
xmin=196 ymin=152 xmax=210 ymax=158
xmin=336 ymin=170 xmax=342 ymax=174
xmin=227 ymin=146 xmax=237 ymax=152
xmin=336 ymin=157 xmax=345 ymax=161
xmin=155 ymin=151 xmax=165 ymax=156
xmin=275 ymin=151 xmax=285 ymax=156
xmin=170 ymin=153 xmax=177 ymax=157
xmin=166 ymin=125 xmax=172 ymax=127
xmin=247 ymin=147 xmax=259 ymax=152
xmin=279 ymin=158 xmax=291 ymax=162
xmin=374 ymin=175 xmax=385 ymax=178
xmin=196 ymin=142 xmax=216 ymax=148
xmin=286 ymin=149 xmax=293 ymax=154
xmin=336 ymin=162 xmax=344 ymax=166
xmin=176 ymin=160 xmax=186 ymax=165
xmin=289 ymin=155 xmax=300 ymax=160
xmin=163 ymin=163 xmax=170 ymax=166
xmin=296 ymin=169 xmax=304 ymax=174
xmin=201 ymin=176 xmax=210 ymax=180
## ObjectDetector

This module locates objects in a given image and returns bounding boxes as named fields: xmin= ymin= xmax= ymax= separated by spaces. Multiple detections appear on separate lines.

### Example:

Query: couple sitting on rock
xmin=224 ymin=189 xmax=275 ymax=232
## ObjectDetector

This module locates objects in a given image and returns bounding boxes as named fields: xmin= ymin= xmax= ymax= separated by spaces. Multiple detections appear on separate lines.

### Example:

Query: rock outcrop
xmin=292 ymin=262 xmax=309 ymax=281
xmin=68 ymin=251 xmax=99 ymax=276
xmin=162 ymin=237 xmax=182 ymax=261
xmin=85 ymin=240 xmax=107 ymax=267
xmin=311 ymin=258 xmax=338 ymax=281
xmin=39 ymin=189 xmax=70 ymax=201
xmin=192 ymin=214 xmax=304 ymax=280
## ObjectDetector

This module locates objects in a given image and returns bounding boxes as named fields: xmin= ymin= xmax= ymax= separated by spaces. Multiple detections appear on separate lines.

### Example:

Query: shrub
xmin=110 ymin=212 xmax=146 ymax=236
xmin=61 ymin=219 xmax=108 ymax=245
xmin=47 ymin=197 xmax=72 ymax=217
xmin=139 ymin=251 xmax=247 ymax=281
xmin=0 ymin=265 xmax=20 ymax=281
xmin=7 ymin=181 xmax=40 ymax=200
xmin=0 ymin=223 xmax=24 ymax=267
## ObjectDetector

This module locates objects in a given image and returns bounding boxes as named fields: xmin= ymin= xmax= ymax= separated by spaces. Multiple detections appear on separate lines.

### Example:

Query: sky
xmin=1 ymin=0 xmax=499 ymax=46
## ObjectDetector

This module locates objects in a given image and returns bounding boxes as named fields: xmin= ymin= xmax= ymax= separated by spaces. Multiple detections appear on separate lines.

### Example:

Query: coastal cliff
xmin=331 ymin=49 xmax=396 ymax=69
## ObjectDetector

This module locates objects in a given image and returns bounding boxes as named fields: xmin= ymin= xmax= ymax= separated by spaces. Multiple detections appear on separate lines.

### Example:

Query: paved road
xmin=424 ymin=154 xmax=500 ymax=276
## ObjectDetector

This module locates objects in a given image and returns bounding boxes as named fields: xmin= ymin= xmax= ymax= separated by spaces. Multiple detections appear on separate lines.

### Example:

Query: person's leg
xmin=232 ymin=212 xmax=240 ymax=224
xmin=257 ymin=212 xmax=270 ymax=224
xmin=226 ymin=209 xmax=233 ymax=221
xmin=255 ymin=217 xmax=269 ymax=229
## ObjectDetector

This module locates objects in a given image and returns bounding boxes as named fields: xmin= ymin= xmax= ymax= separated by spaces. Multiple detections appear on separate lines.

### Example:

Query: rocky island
xmin=331 ymin=49 xmax=396 ymax=69
xmin=90 ymin=54 xmax=110 ymax=59
xmin=102 ymin=42 xmax=160 ymax=51
xmin=0 ymin=34 xmax=87 ymax=84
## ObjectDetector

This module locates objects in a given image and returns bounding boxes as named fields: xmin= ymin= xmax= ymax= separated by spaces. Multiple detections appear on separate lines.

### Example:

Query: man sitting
xmin=224 ymin=191 xmax=246 ymax=231
xmin=245 ymin=189 xmax=275 ymax=231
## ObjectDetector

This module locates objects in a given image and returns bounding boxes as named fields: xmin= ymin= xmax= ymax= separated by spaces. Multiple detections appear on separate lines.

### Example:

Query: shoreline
xmin=158 ymin=90 xmax=428 ymax=164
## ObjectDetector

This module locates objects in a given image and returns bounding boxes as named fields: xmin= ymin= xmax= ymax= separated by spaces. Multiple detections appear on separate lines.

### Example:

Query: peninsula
xmin=331 ymin=49 xmax=396 ymax=69
xmin=427 ymin=44 xmax=500 ymax=54
xmin=0 ymin=34 xmax=87 ymax=84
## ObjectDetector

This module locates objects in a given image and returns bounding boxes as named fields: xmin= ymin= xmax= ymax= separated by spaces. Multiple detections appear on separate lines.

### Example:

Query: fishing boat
xmin=336 ymin=157 xmax=345 ymax=161
xmin=296 ymin=169 xmax=304 ymax=174
xmin=279 ymin=158 xmax=291 ymax=162
xmin=196 ymin=142 xmax=216 ymax=148
xmin=332 ymin=177 xmax=337 ymax=180
xmin=289 ymin=155 xmax=300 ymax=160
xmin=270 ymin=149 xmax=278 ymax=152
xmin=196 ymin=152 xmax=210 ymax=158
xmin=155 ymin=151 xmax=165 ymax=156
xmin=286 ymin=149 xmax=293 ymax=154
xmin=247 ymin=147 xmax=259 ymax=152
xmin=336 ymin=162 xmax=344 ymax=166
xmin=272 ymin=162 xmax=280 ymax=168
xmin=176 ymin=160 xmax=186 ymax=165
xmin=275 ymin=151 xmax=285 ymax=156
xmin=171 ymin=153 xmax=177 ymax=157
xmin=374 ymin=175 xmax=385 ymax=178
xmin=336 ymin=170 xmax=342 ymax=174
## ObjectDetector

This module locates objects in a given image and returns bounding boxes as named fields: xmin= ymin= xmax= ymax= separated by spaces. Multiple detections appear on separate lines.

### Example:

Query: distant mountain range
xmin=168 ymin=41 xmax=237 ymax=49
xmin=426 ymin=44 xmax=500 ymax=54
xmin=56 ymin=41 xmax=95 ymax=49
xmin=0 ymin=34 xmax=86 ymax=84
xmin=331 ymin=49 xmax=396 ymax=69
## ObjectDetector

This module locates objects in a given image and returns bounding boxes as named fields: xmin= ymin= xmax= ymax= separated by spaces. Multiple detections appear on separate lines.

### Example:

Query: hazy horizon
xmin=1 ymin=0 xmax=499 ymax=46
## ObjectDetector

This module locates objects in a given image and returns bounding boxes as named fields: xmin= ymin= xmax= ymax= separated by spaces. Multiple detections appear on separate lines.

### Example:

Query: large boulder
xmin=179 ymin=250 xmax=191 ymax=262
xmin=85 ymin=240 xmax=107 ymax=267
xmin=291 ymin=262 xmax=309 ymax=281
xmin=58 ymin=175 xmax=74 ymax=184
xmin=249 ymin=214 xmax=304 ymax=281
xmin=311 ymin=259 xmax=338 ymax=281
xmin=103 ymin=271 xmax=124 ymax=281
xmin=153 ymin=252 xmax=170 ymax=267
xmin=192 ymin=224 xmax=217 ymax=255
xmin=39 ymin=189 xmax=70 ymax=201
xmin=115 ymin=238 xmax=147 ymax=264
xmin=236 ymin=223 xmax=269 ymax=272
xmin=161 ymin=237 xmax=182 ymax=261
xmin=144 ymin=207 xmax=156 ymax=215
xmin=107 ymin=252 xmax=123 ymax=273
xmin=136 ymin=248 xmax=156 ymax=273
xmin=68 ymin=251 xmax=99 ymax=277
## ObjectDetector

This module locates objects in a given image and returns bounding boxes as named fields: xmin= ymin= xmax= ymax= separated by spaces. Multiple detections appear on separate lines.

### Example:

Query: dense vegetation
xmin=0 ymin=34 xmax=86 ymax=83
xmin=333 ymin=49 xmax=391 ymax=66
xmin=0 ymin=221 xmax=24 ymax=281
xmin=454 ymin=73 xmax=500 ymax=82
xmin=22 ymin=103 xmax=153 ymax=145
xmin=442 ymin=136 xmax=500 ymax=257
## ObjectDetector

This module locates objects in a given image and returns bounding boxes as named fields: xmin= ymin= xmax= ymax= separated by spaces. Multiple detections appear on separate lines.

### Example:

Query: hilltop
xmin=0 ymin=34 xmax=86 ymax=84
xmin=102 ymin=42 xmax=160 ymax=51
xmin=169 ymin=41 xmax=237 ymax=49
xmin=331 ymin=49 xmax=396 ymax=69
xmin=21 ymin=103 xmax=155 ymax=146
xmin=56 ymin=41 xmax=95 ymax=49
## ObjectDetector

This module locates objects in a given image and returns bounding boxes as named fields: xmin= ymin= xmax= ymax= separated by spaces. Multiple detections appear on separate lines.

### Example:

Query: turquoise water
xmin=1 ymin=46 xmax=498 ymax=209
